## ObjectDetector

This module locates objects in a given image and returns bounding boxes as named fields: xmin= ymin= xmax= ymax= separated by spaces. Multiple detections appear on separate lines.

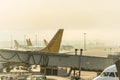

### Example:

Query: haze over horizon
xmin=0 ymin=0 xmax=120 ymax=46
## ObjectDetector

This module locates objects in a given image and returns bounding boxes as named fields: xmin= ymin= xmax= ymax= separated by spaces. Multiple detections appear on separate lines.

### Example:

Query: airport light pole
xmin=109 ymin=48 xmax=112 ymax=54
xmin=10 ymin=35 xmax=13 ymax=48
xmin=24 ymin=35 xmax=26 ymax=45
xmin=83 ymin=33 xmax=87 ymax=51
xmin=75 ymin=49 xmax=78 ymax=55
xmin=79 ymin=49 xmax=83 ymax=79
xmin=36 ymin=34 xmax=38 ymax=46
xmin=74 ymin=49 xmax=78 ymax=77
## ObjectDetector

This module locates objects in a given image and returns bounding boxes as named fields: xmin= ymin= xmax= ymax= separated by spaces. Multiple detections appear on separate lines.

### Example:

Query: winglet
xmin=39 ymin=29 xmax=64 ymax=53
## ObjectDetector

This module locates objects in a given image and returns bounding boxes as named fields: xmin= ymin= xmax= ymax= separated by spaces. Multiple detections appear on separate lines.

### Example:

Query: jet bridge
xmin=0 ymin=49 xmax=115 ymax=72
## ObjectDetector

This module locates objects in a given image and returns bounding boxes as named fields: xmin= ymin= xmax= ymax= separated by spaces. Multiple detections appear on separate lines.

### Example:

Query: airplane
xmin=38 ymin=29 xmax=63 ymax=53
xmin=93 ymin=64 xmax=119 ymax=80
xmin=4 ymin=29 xmax=63 ymax=72
xmin=26 ymin=38 xmax=48 ymax=47
xmin=25 ymin=38 xmax=47 ymax=50
xmin=14 ymin=29 xmax=64 ymax=53
xmin=43 ymin=39 xmax=48 ymax=46
xmin=43 ymin=39 xmax=74 ymax=51
xmin=14 ymin=40 xmax=19 ymax=48
xmin=60 ymin=45 xmax=74 ymax=51
xmin=14 ymin=40 xmax=29 ymax=49
xmin=26 ymin=38 xmax=32 ymax=46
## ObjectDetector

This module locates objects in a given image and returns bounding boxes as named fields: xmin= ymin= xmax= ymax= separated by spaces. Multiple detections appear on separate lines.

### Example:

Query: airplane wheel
xmin=6 ymin=67 xmax=11 ymax=72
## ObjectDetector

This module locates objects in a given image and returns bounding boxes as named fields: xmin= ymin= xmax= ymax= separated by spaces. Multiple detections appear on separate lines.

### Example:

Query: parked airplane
xmin=14 ymin=40 xmax=28 ymax=49
xmin=26 ymin=38 xmax=32 ymax=46
xmin=43 ymin=39 xmax=48 ymax=46
xmin=26 ymin=38 xmax=48 ymax=47
xmin=25 ymin=38 xmax=48 ymax=50
xmin=43 ymin=39 xmax=74 ymax=51
xmin=39 ymin=29 xmax=63 ymax=53
xmin=93 ymin=64 xmax=119 ymax=80
xmin=4 ymin=29 xmax=63 ymax=72
xmin=14 ymin=29 xmax=64 ymax=53
xmin=14 ymin=39 xmax=36 ymax=49
xmin=60 ymin=45 xmax=74 ymax=51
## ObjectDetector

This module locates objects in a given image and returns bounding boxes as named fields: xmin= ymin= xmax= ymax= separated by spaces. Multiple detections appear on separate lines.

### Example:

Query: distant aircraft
xmin=14 ymin=40 xmax=28 ymax=49
xmin=43 ymin=39 xmax=48 ymax=46
xmin=4 ymin=29 xmax=63 ymax=73
xmin=60 ymin=45 xmax=74 ymax=51
xmin=26 ymin=38 xmax=32 ymax=46
xmin=14 ymin=40 xmax=19 ymax=48
xmin=93 ymin=65 xmax=119 ymax=80
xmin=43 ymin=40 xmax=74 ymax=52
xmin=26 ymin=37 xmax=48 ymax=46
xmin=14 ymin=29 xmax=64 ymax=53
xmin=25 ymin=38 xmax=47 ymax=50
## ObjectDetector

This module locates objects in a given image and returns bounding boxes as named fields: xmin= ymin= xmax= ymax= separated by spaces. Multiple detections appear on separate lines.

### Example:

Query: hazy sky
xmin=0 ymin=0 xmax=120 ymax=43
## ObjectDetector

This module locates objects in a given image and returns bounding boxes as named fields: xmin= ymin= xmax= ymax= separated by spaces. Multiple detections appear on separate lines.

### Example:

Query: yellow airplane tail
xmin=26 ymin=39 xmax=29 ymax=46
xmin=14 ymin=40 xmax=19 ymax=48
xmin=28 ymin=38 xmax=32 ymax=46
xmin=44 ymin=39 xmax=48 ymax=46
xmin=26 ymin=38 xmax=32 ymax=46
xmin=39 ymin=29 xmax=64 ymax=53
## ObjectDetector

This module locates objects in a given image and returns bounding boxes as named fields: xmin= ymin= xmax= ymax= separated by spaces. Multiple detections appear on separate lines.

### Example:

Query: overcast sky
xmin=0 ymin=0 xmax=120 ymax=43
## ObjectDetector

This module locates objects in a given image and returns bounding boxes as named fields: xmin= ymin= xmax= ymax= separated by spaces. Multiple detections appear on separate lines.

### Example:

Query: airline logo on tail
xmin=39 ymin=29 xmax=64 ymax=53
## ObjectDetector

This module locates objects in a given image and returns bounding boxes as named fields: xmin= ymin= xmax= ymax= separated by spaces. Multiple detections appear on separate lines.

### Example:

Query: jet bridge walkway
xmin=0 ymin=49 xmax=115 ymax=72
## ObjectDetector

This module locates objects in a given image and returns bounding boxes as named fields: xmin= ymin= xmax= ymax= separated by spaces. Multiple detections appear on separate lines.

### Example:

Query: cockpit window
xmin=109 ymin=72 xmax=115 ymax=77
xmin=100 ymin=72 xmax=109 ymax=77
xmin=100 ymin=72 xmax=117 ymax=77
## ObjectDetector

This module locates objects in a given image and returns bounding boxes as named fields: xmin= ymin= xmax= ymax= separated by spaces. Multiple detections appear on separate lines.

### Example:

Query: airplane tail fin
xmin=26 ymin=39 xmax=29 ymax=46
xmin=39 ymin=29 xmax=64 ymax=53
xmin=14 ymin=40 xmax=20 ymax=48
xmin=26 ymin=38 xmax=32 ymax=46
xmin=28 ymin=38 xmax=32 ymax=46
xmin=44 ymin=39 xmax=48 ymax=46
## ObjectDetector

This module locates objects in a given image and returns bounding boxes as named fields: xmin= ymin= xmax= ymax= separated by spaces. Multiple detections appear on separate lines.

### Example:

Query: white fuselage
xmin=93 ymin=65 xmax=119 ymax=80
xmin=28 ymin=46 xmax=44 ymax=51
